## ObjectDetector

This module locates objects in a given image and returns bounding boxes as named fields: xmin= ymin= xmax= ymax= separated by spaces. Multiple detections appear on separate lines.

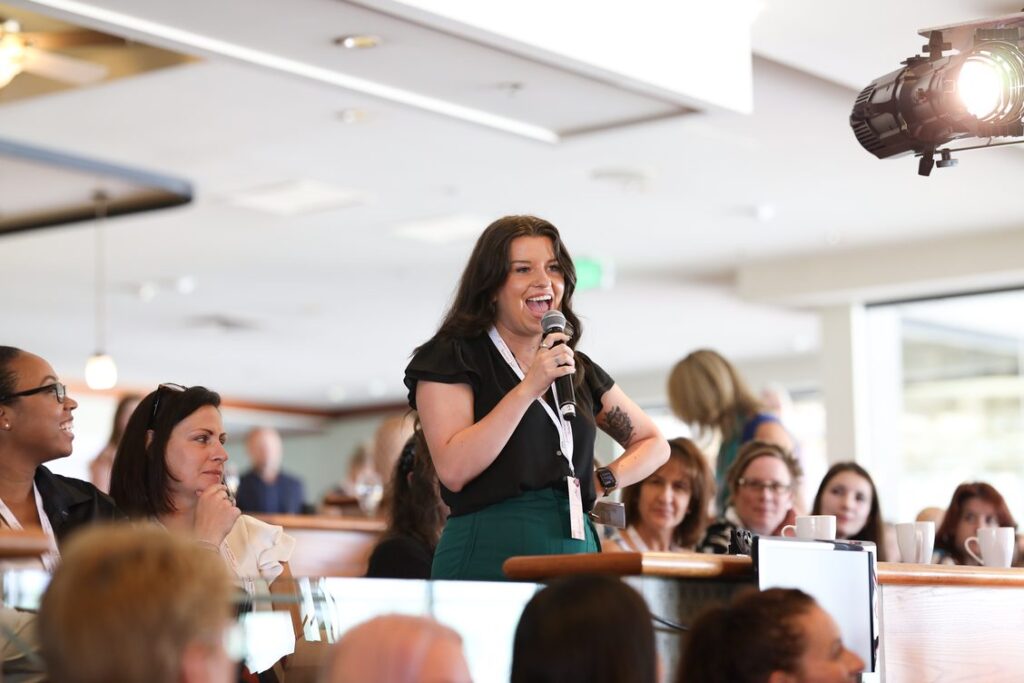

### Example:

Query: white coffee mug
xmin=896 ymin=521 xmax=935 ymax=564
xmin=965 ymin=527 xmax=1015 ymax=568
xmin=782 ymin=515 xmax=837 ymax=540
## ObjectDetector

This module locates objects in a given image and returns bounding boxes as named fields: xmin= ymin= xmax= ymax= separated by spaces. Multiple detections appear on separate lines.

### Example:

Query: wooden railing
xmin=504 ymin=550 xmax=1024 ymax=586
xmin=257 ymin=514 xmax=385 ymax=577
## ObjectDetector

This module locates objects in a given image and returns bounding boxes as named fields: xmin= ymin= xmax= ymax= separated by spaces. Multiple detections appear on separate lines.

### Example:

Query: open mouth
xmin=525 ymin=295 xmax=552 ymax=316
xmin=59 ymin=420 xmax=74 ymax=436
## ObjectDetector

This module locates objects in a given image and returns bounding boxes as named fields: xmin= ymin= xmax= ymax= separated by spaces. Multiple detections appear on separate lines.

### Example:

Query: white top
xmin=220 ymin=514 xmax=295 ymax=587
xmin=0 ymin=483 xmax=60 ymax=573
xmin=612 ymin=525 xmax=682 ymax=553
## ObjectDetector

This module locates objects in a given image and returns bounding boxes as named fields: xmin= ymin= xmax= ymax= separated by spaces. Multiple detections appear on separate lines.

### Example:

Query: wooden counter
xmin=504 ymin=552 xmax=1024 ymax=683
xmin=504 ymin=550 xmax=1024 ymax=586
xmin=257 ymin=514 xmax=385 ymax=577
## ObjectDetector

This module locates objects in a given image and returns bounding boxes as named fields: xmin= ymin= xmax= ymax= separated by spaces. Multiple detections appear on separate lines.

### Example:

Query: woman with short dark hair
xmin=0 ymin=346 xmax=123 ymax=569
xmin=678 ymin=588 xmax=863 ymax=683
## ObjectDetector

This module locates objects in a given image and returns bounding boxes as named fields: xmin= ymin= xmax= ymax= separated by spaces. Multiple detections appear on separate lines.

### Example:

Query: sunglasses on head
xmin=148 ymin=383 xmax=188 ymax=427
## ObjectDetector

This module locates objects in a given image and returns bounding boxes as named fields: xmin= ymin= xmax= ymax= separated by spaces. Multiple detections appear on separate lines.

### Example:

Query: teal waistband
xmin=431 ymin=489 xmax=599 ymax=581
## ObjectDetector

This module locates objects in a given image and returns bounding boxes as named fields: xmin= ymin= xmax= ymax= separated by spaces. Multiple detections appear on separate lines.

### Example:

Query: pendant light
xmin=84 ymin=189 xmax=117 ymax=390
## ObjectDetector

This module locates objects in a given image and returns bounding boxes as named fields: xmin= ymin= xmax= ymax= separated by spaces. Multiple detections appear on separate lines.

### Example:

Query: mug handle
xmin=781 ymin=525 xmax=797 ymax=538
xmin=965 ymin=536 xmax=983 ymax=564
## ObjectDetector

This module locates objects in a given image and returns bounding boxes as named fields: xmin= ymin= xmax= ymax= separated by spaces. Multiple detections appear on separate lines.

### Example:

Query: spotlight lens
xmin=958 ymin=59 xmax=1002 ymax=119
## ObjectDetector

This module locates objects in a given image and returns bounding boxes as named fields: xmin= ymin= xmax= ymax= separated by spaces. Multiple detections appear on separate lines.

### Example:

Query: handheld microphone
xmin=541 ymin=309 xmax=576 ymax=420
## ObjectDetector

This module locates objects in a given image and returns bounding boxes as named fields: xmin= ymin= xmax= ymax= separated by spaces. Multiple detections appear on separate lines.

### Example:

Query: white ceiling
xmin=2 ymin=0 xmax=1023 ymax=409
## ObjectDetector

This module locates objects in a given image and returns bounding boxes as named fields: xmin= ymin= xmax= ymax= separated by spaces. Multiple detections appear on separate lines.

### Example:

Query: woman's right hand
xmin=520 ymin=331 xmax=575 ymax=400
xmin=194 ymin=484 xmax=241 ymax=547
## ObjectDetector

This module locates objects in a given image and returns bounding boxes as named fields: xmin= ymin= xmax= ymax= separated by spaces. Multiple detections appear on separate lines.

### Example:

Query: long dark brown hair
xmin=110 ymin=385 xmax=221 ymax=518
xmin=382 ymin=426 xmax=446 ymax=551
xmin=621 ymin=437 xmax=713 ymax=549
xmin=423 ymin=215 xmax=590 ymax=400
xmin=935 ymin=482 xmax=1017 ymax=564
xmin=812 ymin=462 xmax=887 ymax=561
xmin=436 ymin=215 xmax=581 ymax=343
xmin=677 ymin=588 xmax=816 ymax=683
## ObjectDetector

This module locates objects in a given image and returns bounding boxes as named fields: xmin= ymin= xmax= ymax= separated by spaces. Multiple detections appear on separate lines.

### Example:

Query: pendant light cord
xmin=93 ymin=190 xmax=109 ymax=354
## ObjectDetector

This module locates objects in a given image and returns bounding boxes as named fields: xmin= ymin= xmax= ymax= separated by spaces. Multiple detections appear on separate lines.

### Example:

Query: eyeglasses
xmin=149 ymin=383 xmax=187 ymax=427
xmin=737 ymin=478 xmax=792 ymax=496
xmin=0 ymin=383 xmax=67 ymax=404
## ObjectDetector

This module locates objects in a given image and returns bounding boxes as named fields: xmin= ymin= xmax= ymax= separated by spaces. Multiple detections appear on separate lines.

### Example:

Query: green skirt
xmin=431 ymin=487 xmax=600 ymax=581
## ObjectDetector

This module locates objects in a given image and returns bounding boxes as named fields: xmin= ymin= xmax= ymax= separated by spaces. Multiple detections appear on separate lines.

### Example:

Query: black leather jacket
xmin=34 ymin=465 xmax=126 ymax=547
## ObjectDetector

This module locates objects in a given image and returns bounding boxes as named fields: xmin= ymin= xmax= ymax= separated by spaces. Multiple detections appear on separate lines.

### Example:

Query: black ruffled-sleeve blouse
xmin=404 ymin=333 xmax=614 ymax=517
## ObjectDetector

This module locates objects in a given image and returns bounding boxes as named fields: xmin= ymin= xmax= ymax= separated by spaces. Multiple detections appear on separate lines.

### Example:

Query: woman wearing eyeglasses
xmin=0 ymin=346 xmax=124 ymax=570
xmin=109 ymin=384 xmax=297 ymax=622
xmin=698 ymin=440 xmax=802 ymax=555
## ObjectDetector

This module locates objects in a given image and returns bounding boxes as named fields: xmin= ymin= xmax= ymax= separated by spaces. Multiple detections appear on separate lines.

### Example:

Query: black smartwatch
xmin=596 ymin=467 xmax=617 ymax=496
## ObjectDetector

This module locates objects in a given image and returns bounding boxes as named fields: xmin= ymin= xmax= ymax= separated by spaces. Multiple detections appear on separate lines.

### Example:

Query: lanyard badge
xmin=488 ymin=327 xmax=585 ymax=540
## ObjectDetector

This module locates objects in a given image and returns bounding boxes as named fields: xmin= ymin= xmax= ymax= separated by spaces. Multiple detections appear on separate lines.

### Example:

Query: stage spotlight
xmin=851 ymin=24 xmax=1024 ymax=175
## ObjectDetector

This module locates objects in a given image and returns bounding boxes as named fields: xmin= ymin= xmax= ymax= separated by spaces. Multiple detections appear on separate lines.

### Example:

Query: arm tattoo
xmin=599 ymin=406 xmax=635 ymax=448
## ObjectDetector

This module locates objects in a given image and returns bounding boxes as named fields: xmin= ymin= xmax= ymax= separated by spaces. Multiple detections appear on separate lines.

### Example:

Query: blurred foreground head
xmin=39 ymin=525 xmax=237 ymax=683
xmin=320 ymin=614 xmax=471 ymax=683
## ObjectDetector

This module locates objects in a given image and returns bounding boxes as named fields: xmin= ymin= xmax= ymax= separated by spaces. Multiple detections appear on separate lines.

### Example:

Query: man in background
xmin=235 ymin=426 xmax=307 ymax=515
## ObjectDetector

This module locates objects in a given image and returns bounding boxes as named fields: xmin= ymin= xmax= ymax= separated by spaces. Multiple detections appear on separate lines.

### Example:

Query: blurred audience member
xmin=677 ymin=588 xmax=863 ymax=683
xmin=236 ymin=427 xmax=307 ymax=515
xmin=39 ymin=525 xmax=238 ymax=683
xmin=916 ymin=506 xmax=945 ymax=526
xmin=604 ymin=437 xmax=713 ymax=553
xmin=340 ymin=441 xmax=375 ymax=496
xmin=668 ymin=349 xmax=798 ymax=513
xmin=373 ymin=414 xmax=416 ymax=484
xmin=511 ymin=575 xmax=657 ymax=683
xmin=934 ymin=482 xmax=1017 ymax=565
xmin=366 ymin=431 xmax=447 ymax=579
xmin=812 ymin=462 xmax=892 ymax=561
xmin=320 ymin=614 xmax=471 ymax=683
xmin=699 ymin=441 xmax=801 ymax=555
xmin=88 ymin=394 xmax=141 ymax=493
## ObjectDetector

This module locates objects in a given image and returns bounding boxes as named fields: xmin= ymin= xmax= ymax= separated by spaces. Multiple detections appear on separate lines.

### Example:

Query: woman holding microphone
xmin=406 ymin=215 xmax=668 ymax=580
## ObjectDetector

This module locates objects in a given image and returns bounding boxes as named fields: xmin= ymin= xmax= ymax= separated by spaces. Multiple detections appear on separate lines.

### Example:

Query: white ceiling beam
xmin=364 ymin=0 xmax=757 ymax=113
xmin=736 ymin=228 xmax=1024 ymax=307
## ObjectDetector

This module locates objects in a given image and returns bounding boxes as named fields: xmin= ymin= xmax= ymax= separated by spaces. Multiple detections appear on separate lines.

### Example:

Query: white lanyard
xmin=488 ymin=326 xmax=575 ymax=474
xmin=0 ymin=483 xmax=61 ymax=573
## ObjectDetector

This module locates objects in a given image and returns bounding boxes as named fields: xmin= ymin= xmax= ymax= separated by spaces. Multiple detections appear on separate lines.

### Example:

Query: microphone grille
xmin=541 ymin=309 xmax=566 ymax=333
